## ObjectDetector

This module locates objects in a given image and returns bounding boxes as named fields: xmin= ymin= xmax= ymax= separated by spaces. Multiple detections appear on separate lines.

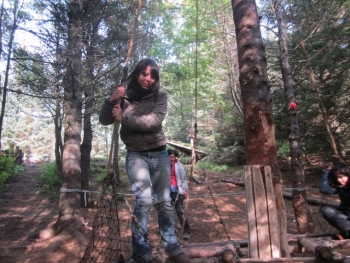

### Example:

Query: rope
xmin=203 ymin=169 xmax=231 ymax=241
xmin=60 ymin=188 xmax=99 ymax=207
xmin=106 ymin=0 xmax=143 ymax=178
xmin=60 ymin=188 xmax=134 ymax=207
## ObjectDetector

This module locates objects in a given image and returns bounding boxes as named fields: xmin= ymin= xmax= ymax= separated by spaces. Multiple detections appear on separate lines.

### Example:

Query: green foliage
xmin=197 ymin=160 xmax=243 ymax=174
xmin=90 ymin=163 xmax=129 ymax=188
xmin=0 ymin=156 xmax=17 ymax=186
xmin=91 ymin=165 xmax=106 ymax=183
xmin=38 ymin=162 xmax=61 ymax=194
xmin=262 ymin=0 xmax=350 ymax=156
xmin=277 ymin=142 xmax=290 ymax=159
xmin=3 ymin=0 xmax=350 ymax=172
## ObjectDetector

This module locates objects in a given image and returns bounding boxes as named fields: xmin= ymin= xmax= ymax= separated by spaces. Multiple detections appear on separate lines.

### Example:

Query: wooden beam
xmin=166 ymin=140 xmax=207 ymax=158
xmin=239 ymin=258 xmax=315 ymax=263
xmin=181 ymin=232 xmax=338 ymax=250
xmin=181 ymin=235 xmax=345 ymax=261
xmin=282 ymin=191 xmax=339 ymax=208
xmin=299 ymin=237 xmax=350 ymax=251
xmin=220 ymin=179 xmax=340 ymax=208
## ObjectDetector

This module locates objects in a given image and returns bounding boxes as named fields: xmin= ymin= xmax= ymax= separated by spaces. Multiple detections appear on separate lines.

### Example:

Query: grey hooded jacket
xmin=173 ymin=161 xmax=189 ymax=195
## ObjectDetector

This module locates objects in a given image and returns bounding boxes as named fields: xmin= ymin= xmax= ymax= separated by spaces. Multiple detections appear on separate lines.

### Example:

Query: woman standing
xmin=99 ymin=58 xmax=190 ymax=263
xmin=168 ymin=149 xmax=191 ymax=240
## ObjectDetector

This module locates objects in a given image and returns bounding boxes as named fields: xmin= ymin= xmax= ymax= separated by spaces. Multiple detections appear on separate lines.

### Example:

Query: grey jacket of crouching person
xmin=99 ymin=89 xmax=168 ymax=152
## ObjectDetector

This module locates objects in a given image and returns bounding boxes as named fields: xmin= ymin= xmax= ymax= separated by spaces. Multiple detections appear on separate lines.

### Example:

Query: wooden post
xmin=245 ymin=165 xmax=283 ymax=259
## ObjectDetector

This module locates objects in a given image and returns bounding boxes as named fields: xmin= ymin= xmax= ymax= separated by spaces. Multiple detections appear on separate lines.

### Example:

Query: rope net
xmin=80 ymin=174 xmax=130 ymax=263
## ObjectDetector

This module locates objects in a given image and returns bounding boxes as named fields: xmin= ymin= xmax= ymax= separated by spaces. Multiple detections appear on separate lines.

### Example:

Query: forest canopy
xmin=0 ymin=0 xmax=349 ymax=165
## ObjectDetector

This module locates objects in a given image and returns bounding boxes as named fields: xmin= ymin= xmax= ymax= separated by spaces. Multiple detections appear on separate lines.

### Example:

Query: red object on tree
xmin=288 ymin=101 xmax=297 ymax=110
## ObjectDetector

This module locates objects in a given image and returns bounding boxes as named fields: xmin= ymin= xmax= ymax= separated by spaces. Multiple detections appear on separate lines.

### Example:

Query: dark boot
xmin=135 ymin=253 xmax=163 ymax=263
xmin=138 ymin=258 xmax=162 ymax=263
xmin=166 ymin=252 xmax=191 ymax=263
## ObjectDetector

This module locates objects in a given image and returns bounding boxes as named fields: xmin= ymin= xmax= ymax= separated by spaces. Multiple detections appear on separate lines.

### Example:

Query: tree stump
xmin=245 ymin=165 xmax=283 ymax=259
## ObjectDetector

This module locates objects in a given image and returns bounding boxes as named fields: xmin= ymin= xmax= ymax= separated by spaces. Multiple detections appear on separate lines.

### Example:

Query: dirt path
xmin=0 ymin=164 xmax=94 ymax=263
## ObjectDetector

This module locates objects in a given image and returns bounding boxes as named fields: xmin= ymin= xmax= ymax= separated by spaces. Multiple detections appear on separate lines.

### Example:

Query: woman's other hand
xmin=109 ymin=87 xmax=126 ymax=102
xmin=112 ymin=104 xmax=123 ymax=123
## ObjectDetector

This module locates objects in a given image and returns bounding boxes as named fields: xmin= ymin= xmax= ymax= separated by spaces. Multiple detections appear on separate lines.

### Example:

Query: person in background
xmin=319 ymin=163 xmax=350 ymax=239
xmin=99 ymin=58 xmax=190 ymax=263
xmin=167 ymin=149 xmax=191 ymax=240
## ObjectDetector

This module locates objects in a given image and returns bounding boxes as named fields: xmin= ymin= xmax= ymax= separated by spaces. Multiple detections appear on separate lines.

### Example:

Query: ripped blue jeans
xmin=126 ymin=149 xmax=182 ymax=261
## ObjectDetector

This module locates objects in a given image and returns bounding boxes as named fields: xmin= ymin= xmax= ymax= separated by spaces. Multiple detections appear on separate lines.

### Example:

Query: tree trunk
xmin=80 ymin=0 xmax=103 ymax=207
xmin=231 ymin=0 xmax=289 ymax=257
xmin=53 ymin=23 xmax=64 ymax=176
xmin=54 ymin=83 xmax=63 ymax=176
xmin=273 ymin=0 xmax=314 ymax=234
xmin=80 ymin=106 xmax=92 ymax=207
xmin=0 ymin=0 xmax=19 ymax=149
xmin=49 ymin=0 xmax=85 ymax=239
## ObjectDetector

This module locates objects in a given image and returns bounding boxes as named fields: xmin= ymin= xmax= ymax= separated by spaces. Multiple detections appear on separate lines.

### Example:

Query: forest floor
xmin=0 ymin=153 xmax=349 ymax=263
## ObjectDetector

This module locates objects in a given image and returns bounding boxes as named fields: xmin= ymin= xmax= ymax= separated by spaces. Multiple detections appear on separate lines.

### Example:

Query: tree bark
xmin=273 ymin=0 xmax=314 ymax=234
xmin=0 ymin=0 xmax=19 ymax=149
xmin=80 ymin=105 xmax=92 ymax=207
xmin=53 ymin=30 xmax=63 ymax=176
xmin=80 ymin=0 xmax=104 ymax=207
xmin=54 ymin=82 xmax=63 ymax=176
xmin=231 ymin=0 xmax=289 ymax=256
xmin=50 ymin=0 xmax=85 ymax=238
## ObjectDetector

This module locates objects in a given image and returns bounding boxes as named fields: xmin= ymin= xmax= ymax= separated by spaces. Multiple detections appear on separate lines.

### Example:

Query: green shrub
xmin=196 ymin=160 xmax=242 ymax=174
xmin=91 ymin=165 xmax=106 ymax=182
xmin=38 ymin=162 xmax=61 ymax=194
xmin=91 ymin=164 xmax=129 ymax=187
xmin=0 ymin=156 xmax=17 ymax=186
xmin=277 ymin=142 xmax=290 ymax=159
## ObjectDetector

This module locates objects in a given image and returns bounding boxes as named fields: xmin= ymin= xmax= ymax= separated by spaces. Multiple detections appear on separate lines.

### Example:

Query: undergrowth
xmin=196 ymin=160 xmax=243 ymax=175
xmin=0 ymin=156 xmax=23 ymax=186
xmin=0 ymin=156 xmax=24 ymax=199
xmin=37 ymin=162 xmax=61 ymax=195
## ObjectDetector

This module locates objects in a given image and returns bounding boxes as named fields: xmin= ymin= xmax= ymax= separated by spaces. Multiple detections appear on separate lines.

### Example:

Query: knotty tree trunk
xmin=0 ymin=0 xmax=19 ymax=149
xmin=80 ymin=0 xmax=104 ymax=207
xmin=231 ymin=0 xmax=289 ymax=256
xmin=43 ymin=0 xmax=85 ymax=242
xmin=53 ymin=31 xmax=64 ymax=176
xmin=54 ymin=81 xmax=63 ymax=176
xmin=273 ymin=0 xmax=314 ymax=234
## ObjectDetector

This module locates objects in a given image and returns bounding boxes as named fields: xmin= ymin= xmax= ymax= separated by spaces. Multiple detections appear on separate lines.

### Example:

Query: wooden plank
xmin=264 ymin=166 xmax=281 ymax=258
xmin=251 ymin=165 xmax=271 ymax=258
xmin=299 ymin=237 xmax=350 ymax=250
xmin=240 ymin=258 xmax=315 ymax=263
xmin=166 ymin=140 xmax=207 ymax=157
xmin=245 ymin=165 xmax=258 ymax=258
xmin=181 ymin=232 xmax=338 ymax=249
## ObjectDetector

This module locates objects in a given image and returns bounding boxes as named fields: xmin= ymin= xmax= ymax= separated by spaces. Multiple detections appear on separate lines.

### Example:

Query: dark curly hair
xmin=328 ymin=163 xmax=350 ymax=187
xmin=167 ymin=149 xmax=179 ymax=157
